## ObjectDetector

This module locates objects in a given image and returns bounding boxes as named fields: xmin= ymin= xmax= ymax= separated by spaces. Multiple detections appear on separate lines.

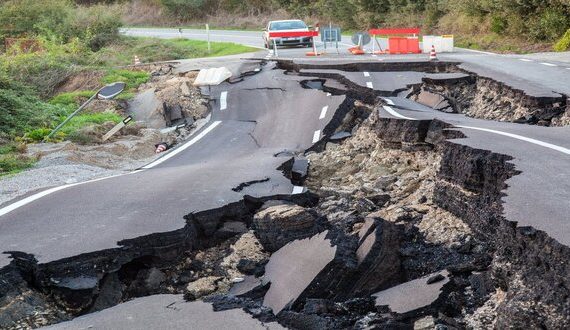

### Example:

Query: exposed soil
xmin=408 ymin=74 xmax=570 ymax=126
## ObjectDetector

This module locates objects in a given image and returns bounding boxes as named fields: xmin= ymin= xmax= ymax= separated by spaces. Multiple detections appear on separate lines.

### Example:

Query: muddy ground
xmin=2 ymin=62 xmax=570 ymax=329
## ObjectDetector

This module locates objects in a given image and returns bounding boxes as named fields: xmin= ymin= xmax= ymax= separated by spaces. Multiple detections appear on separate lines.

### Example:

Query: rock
xmin=374 ymin=175 xmax=398 ymax=190
xmin=228 ymin=275 xmax=267 ymax=299
xmin=253 ymin=204 xmax=322 ymax=252
xmin=221 ymin=232 xmax=269 ymax=279
xmin=291 ymin=157 xmax=309 ymax=185
xmin=302 ymin=299 xmax=332 ymax=315
xmin=127 ymin=268 xmax=167 ymax=297
xmin=367 ymin=194 xmax=391 ymax=207
xmin=372 ymin=270 xmax=450 ymax=314
xmin=427 ymin=274 xmax=445 ymax=284
xmin=414 ymin=316 xmax=436 ymax=330
xmin=185 ymin=276 xmax=221 ymax=300
xmin=345 ymin=217 xmax=401 ymax=297
xmin=215 ymin=221 xmax=248 ymax=239
xmin=262 ymin=230 xmax=358 ymax=315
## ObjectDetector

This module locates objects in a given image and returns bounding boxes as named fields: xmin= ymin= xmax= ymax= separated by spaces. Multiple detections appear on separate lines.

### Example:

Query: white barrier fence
xmin=422 ymin=35 xmax=454 ymax=53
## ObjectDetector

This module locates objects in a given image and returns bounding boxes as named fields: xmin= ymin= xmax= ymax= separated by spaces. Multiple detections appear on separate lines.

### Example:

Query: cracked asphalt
xmin=2 ymin=27 xmax=570 ymax=329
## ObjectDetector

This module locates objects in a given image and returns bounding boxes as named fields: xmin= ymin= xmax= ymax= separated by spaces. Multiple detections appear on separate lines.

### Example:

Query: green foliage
xmin=0 ymin=0 xmax=121 ymax=50
xmin=490 ymin=16 xmax=507 ymax=34
xmin=0 ymin=153 xmax=36 ymax=176
xmin=50 ymin=90 xmax=95 ymax=107
xmin=160 ymin=0 xmax=209 ymax=18
xmin=102 ymin=69 xmax=150 ymax=90
xmin=554 ymin=29 xmax=570 ymax=51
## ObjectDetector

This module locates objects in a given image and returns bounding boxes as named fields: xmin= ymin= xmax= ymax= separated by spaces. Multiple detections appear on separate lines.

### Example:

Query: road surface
xmin=1 ymin=27 xmax=570 ymax=329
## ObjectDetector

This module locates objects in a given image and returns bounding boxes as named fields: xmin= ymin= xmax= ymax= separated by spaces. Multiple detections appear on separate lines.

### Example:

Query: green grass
xmin=102 ymin=69 xmax=150 ymax=89
xmin=49 ymin=90 xmax=95 ymax=107
xmin=93 ymin=37 xmax=258 ymax=67
xmin=0 ymin=153 xmax=36 ymax=176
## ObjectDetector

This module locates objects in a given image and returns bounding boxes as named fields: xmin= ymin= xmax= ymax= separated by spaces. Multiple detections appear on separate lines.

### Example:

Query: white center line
xmin=457 ymin=125 xmax=570 ymax=156
xmin=566 ymin=67 xmax=570 ymax=70
xmin=292 ymin=186 xmax=305 ymax=194
xmin=382 ymin=106 xmax=415 ymax=120
xmin=540 ymin=62 xmax=557 ymax=67
xmin=326 ymin=92 xmax=332 ymax=97
xmin=220 ymin=91 xmax=228 ymax=110
xmin=366 ymin=82 xmax=374 ymax=89
xmin=312 ymin=130 xmax=321 ymax=143
xmin=363 ymin=71 xmax=370 ymax=77
xmin=319 ymin=106 xmax=328 ymax=119
xmin=519 ymin=59 xmax=533 ymax=62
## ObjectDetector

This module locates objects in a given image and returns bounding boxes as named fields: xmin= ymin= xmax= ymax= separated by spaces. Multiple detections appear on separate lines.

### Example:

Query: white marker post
xmin=206 ymin=24 xmax=211 ymax=53
xmin=102 ymin=116 xmax=133 ymax=142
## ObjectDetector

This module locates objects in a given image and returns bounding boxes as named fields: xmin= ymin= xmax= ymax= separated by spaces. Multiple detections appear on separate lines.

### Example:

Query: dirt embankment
xmin=409 ymin=74 xmax=570 ymax=126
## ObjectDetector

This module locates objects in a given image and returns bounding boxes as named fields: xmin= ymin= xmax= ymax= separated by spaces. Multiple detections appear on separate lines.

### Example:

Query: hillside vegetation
xmin=117 ymin=0 xmax=570 ymax=52
xmin=0 ymin=0 xmax=255 ymax=175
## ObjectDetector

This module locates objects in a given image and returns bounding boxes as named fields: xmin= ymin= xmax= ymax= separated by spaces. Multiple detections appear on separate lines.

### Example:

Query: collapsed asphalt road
xmin=2 ymin=57 xmax=570 ymax=329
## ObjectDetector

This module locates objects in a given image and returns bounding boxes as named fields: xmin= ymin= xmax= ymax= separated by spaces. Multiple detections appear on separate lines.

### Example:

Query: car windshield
xmin=269 ymin=21 xmax=307 ymax=31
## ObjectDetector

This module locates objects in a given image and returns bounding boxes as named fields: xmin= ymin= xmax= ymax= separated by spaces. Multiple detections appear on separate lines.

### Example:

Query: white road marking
xmin=382 ymin=97 xmax=394 ymax=105
xmin=456 ymin=126 xmax=570 ymax=156
xmin=0 ymin=120 xmax=224 ymax=217
xmin=540 ymin=62 xmax=557 ymax=67
xmin=312 ymin=130 xmax=321 ymax=143
xmin=382 ymin=106 xmax=415 ymax=120
xmin=366 ymin=82 xmax=374 ymax=89
xmin=457 ymin=47 xmax=497 ymax=56
xmin=292 ymin=186 xmax=305 ymax=194
xmin=319 ymin=106 xmax=328 ymax=119
xmin=143 ymin=121 xmax=222 ymax=169
xmin=363 ymin=71 xmax=370 ymax=77
xmin=220 ymin=91 xmax=228 ymax=110
xmin=566 ymin=67 xmax=570 ymax=70
xmin=519 ymin=58 xmax=533 ymax=62
xmin=0 ymin=174 xmax=125 ymax=217
xmin=379 ymin=106 xmax=570 ymax=156
xmin=326 ymin=92 xmax=332 ymax=97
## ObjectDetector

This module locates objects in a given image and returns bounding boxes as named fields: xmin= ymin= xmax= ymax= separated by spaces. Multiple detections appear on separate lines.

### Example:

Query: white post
xmin=206 ymin=24 xmax=211 ymax=53
xmin=372 ymin=35 xmax=375 ymax=54
xmin=273 ymin=38 xmax=278 ymax=57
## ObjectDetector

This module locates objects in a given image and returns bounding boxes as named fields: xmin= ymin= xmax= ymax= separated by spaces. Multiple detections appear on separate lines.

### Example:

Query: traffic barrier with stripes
xmin=268 ymin=31 xmax=321 ymax=57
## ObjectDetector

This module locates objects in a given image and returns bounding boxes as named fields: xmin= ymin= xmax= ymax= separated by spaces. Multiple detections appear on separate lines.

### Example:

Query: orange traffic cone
xmin=429 ymin=45 xmax=438 ymax=61
xmin=134 ymin=55 xmax=141 ymax=65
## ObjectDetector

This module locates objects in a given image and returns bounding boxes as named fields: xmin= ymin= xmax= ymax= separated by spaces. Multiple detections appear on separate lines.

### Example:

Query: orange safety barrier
xmin=368 ymin=28 xmax=421 ymax=55
xmin=388 ymin=37 xmax=421 ymax=54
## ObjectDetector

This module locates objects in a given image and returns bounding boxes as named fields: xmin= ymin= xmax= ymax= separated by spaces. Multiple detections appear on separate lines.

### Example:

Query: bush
xmin=160 ymin=0 xmax=209 ymax=18
xmin=71 ymin=5 xmax=122 ymax=51
xmin=0 ymin=0 xmax=121 ymax=50
xmin=554 ymin=29 xmax=570 ymax=52
xmin=0 ymin=153 xmax=36 ymax=176
xmin=490 ymin=16 xmax=508 ymax=34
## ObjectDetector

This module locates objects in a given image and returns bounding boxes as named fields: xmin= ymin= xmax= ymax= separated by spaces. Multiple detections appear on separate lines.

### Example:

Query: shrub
xmin=554 ymin=29 xmax=570 ymax=52
xmin=490 ymin=16 xmax=508 ymax=34
xmin=0 ymin=153 xmax=36 ymax=176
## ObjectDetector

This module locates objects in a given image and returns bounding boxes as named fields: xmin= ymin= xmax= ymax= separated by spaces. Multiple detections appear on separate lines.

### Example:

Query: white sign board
xmin=193 ymin=67 xmax=232 ymax=86
xmin=422 ymin=35 xmax=454 ymax=53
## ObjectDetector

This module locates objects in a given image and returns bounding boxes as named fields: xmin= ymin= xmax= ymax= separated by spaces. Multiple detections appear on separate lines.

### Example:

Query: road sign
xmin=102 ymin=116 xmax=133 ymax=142
xmin=321 ymin=27 xmax=341 ymax=42
xmin=351 ymin=32 xmax=371 ymax=46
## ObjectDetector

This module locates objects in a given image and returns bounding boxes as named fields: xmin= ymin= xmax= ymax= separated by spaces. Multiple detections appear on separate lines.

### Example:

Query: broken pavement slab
xmin=372 ymin=270 xmax=450 ymax=314
xmin=42 ymin=294 xmax=284 ymax=330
